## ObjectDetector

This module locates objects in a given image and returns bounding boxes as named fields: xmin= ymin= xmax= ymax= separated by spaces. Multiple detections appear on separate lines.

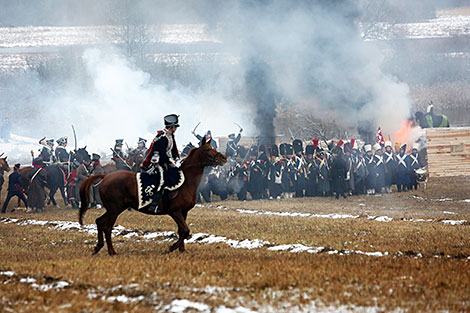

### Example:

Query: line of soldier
xmin=196 ymin=136 xmax=424 ymax=202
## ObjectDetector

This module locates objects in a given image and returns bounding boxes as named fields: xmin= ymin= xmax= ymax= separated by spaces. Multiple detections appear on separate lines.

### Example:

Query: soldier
xmin=409 ymin=143 xmax=422 ymax=191
xmin=77 ymin=158 xmax=90 ymax=207
xmin=1 ymin=164 xmax=28 ymax=213
xmin=396 ymin=144 xmax=411 ymax=192
xmin=364 ymin=144 xmax=376 ymax=195
xmin=129 ymin=137 xmax=147 ymax=171
xmin=55 ymin=137 xmax=70 ymax=163
xmin=26 ymin=158 xmax=47 ymax=213
xmin=343 ymin=141 xmax=355 ymax=196
xmin=267 ymin=144 xmax=283 ymax=199
xmin=90 ymin=153 xmax=104 ymax=208
xmin=225 ymin=128 xmax=243 ymax=158
xmin=292 ymin=139 xmax=307 ymax=197
xmin=141 ymin=114 xmax=182 ymax=213
xmin=39 ymin=137 xmax=55 ymax=164
xmin=354 ymin=149 xmax=368 ymax=195
xmin=316 ymin=149 xmax=330 ymax=197
xmin=305 ymin=145 xmax=317 ymax=197
xmin=330 ymin=147 xmax=348 ymax=199
xmin=374 ymin=144 xmax=385 ymax=193
xmin=66 ymin=160 xmax=80 ymax=209
xmin=112 ymin=139 xmax=130 ymax=171
xmin=193 ymin=130 xmax=218 ymax=149
xmin=228 ymin=147 xmax=249 ymax=201
xmin=383 ymin=141 xmax=396 ymax=193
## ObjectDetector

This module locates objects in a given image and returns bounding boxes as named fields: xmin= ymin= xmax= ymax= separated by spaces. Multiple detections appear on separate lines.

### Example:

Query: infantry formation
xmin=0 ymin=119 xmax=428 ymax=216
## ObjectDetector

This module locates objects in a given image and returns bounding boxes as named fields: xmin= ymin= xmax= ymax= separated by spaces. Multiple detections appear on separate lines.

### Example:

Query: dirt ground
xmin=0 ymin=176 xmax=469 ymax=312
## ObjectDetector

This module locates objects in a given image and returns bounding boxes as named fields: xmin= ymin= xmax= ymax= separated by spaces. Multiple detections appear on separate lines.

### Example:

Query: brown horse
xmin=0 ymin=156 xmax=11 ymax=203
xmin=79 ymin=138 xmax=227 ymax=255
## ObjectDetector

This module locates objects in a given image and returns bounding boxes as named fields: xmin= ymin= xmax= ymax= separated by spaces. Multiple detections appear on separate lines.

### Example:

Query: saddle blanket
xmin=136 ymin=167 xmax=185 ymax=211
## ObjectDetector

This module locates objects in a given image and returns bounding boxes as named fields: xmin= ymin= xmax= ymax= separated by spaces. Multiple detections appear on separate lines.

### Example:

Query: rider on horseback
xmin=141 ymin=114 xmax=182 ymax=213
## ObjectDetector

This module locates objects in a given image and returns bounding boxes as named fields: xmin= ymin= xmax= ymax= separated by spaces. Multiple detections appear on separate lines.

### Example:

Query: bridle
xmin=184 ymin=149 xmax=225 ymax=168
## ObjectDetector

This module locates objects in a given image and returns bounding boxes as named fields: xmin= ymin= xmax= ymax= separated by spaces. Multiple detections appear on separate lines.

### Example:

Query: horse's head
xmin=200 ymin=137 xmax=227 ymax=166
xmin=75 ymin=146 xmax=91 ymax=164
xmin=0 ymin=156 xmax=10 ymax=172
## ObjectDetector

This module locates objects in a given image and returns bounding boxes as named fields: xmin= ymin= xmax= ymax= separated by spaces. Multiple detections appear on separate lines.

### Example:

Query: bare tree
xmin=356 ymin=0 xmax=402 ymax=41
xmin=110 ymin=0 xmax=158 ymax=65
xmin=275 ymin=105 xmax=351 ymax=144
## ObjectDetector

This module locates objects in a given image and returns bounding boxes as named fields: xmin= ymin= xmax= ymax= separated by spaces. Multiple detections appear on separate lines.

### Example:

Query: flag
xmin=376 ymin=127 xmax=385 ymax=145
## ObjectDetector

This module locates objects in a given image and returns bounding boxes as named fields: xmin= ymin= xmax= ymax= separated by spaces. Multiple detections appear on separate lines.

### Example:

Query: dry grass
xmin=1 ymin=177 xmax=470 ymax=312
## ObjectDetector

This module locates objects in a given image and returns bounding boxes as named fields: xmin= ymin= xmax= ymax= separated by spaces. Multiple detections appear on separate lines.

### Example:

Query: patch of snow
xmin=166 ymin=299 xmax=209 ymax=312
xmin=442 ymin=211 xmax=457 ymax=215
xmin=106 ymin=295 xmax=145 ymax=303
xmin=370 ymin=216 xmax=393 ymax=222
xmin=0 ymin=271 xmax=16 ymax=277
xmin=441 ymin=220 xmax=466 ymax=226
xmin=19 ymin=277 xmax=36 ymax=283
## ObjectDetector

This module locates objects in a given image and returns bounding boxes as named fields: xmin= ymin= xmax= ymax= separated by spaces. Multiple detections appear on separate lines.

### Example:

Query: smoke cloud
xmin=3 ymin=0 xmax=418 ymax=158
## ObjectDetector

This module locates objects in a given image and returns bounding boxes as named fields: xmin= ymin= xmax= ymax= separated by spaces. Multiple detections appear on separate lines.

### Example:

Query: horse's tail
xmin=79 ymin=175 xmax=105 ymax=225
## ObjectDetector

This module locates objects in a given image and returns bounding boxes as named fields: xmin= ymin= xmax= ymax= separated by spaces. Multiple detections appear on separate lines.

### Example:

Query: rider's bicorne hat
xmin=138 ymin=137 xmax=147 ymax=144
xmin=115 ymin=139 xmax=124 ymax=147
xmin=164 ymin=114 xmax=179 ymax=128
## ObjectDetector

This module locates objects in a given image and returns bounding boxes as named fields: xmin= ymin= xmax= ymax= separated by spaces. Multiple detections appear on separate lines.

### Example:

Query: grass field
xmin=1 ymin=177 xmax=470 ymax=312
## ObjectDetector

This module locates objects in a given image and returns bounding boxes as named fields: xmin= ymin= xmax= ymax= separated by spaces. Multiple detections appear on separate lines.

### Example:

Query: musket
xmin=110 ymin=148 xmax=132 ymax=170
xmin=192 ymin=122 xmax=201 ymax=135
xmin=71 ymin=124 xmax=78 ymax=152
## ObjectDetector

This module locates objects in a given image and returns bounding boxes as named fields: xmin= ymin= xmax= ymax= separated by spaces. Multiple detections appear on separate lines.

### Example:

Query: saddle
xmin=135 ymin=168 xmax=184 ymax=215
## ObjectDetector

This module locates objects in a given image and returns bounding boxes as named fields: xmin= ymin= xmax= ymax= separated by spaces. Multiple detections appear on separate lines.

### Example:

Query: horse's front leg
xmin=169 ymin=211 xmax=190 ymax=253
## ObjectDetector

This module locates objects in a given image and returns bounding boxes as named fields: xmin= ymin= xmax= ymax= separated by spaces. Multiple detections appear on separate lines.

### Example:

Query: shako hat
xmin=228 ymin=133 xmax=236 ymax=140
xmin=138 ymin=137 xmax=147 ymax=144
xmin=56 ymin=136 xmax=68 ymax=145
xmin=364 ymin=144 xmax=372 ymax=153
xmin=92 ymin=153 xmax=101 ymax=161
xmin=115 ymin=139 xmax=124 ymax=147
xmin=164 ymin=114 xmax=179 ymax=128
xmin=412 ymin=143 xmax=420 ymax=151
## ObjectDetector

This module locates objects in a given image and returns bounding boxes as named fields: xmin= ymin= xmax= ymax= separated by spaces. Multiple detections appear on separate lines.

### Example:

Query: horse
xmin=0 ymin=155 xmax=11 ymax=204
xmin=415 ymin=111 xmax=450 ymax=128
xmin=79 ymin=137 xmax=227 ymax=255
xmin=19 ymin=147 xmax=91 ymax=207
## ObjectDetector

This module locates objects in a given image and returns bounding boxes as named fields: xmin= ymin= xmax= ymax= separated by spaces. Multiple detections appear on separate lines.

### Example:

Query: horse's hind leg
xmin=93 ymin=213 xmax=107 ymax=255
xmin=59 ymin=186 xmax=68 ymax=206
xmin=49 ymin=187 xmax=58 ymax=207
xmin=103 ymin=212 xmax=120 ymax=256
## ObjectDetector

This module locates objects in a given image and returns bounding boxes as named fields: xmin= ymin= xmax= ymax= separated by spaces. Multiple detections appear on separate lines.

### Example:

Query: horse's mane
xmin=182 ymin=147 xmax=199 ymax=165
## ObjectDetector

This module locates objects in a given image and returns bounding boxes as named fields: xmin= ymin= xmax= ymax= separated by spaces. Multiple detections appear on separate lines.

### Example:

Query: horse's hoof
xmin=169 ymin=243 xmax=178 ymax=252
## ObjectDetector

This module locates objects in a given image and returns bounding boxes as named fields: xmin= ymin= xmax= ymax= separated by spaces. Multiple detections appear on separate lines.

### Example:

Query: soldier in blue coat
xmin=408 ymin=143 xmax=422 ymax=191
xmin=1 ymin=164 xmax=28 ymax=213
xmin=396 ymin=144 xmax=411 ymax=192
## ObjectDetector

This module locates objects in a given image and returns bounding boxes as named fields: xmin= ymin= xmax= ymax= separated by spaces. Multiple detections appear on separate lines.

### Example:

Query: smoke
xmin=9 ymin=47 xmax=250 ymax=157
xmin=219 ymin=0 xmax=413 ymax=139
xmin=3 ymin=0 xmax=419 ymax=157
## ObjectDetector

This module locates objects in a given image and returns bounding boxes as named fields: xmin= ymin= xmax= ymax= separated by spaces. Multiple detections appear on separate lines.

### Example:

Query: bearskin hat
xmin=293 ymin=139 xmax=303 ymax=154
